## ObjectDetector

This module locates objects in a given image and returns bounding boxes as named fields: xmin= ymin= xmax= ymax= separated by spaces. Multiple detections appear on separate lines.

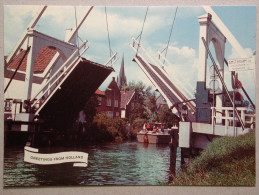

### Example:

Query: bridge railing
xmin=30 ymin=43 xmax=89 ymax=115
xmin=211 ymin=107 xmax=255 ymax=135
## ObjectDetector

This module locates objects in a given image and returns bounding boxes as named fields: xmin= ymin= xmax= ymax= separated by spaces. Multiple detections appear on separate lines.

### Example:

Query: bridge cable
xmin=105 ymin=6 xmax=112 ymax=59
xmin=74 ymin=7 xmax=79 ymax=49
xmin=4 ymin=46 xmax=31 ymax=93
xmin=136 ymin=7 xmax=149 ymax=54
xmin=162 ymin=7 xmax=178 ymax=64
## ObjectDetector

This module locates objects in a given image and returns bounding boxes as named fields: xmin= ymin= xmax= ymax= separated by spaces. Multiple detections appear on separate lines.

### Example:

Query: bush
xmin=170 ymin=131 xmax=255 ymax=186
xmin=132 ymin=118 xmax=146 ymax=131
xmin=91 ymin=113 xmax=127 ymax=142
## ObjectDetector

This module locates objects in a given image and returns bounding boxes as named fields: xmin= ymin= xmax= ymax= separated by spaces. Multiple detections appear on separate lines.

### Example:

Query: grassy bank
xmin=171 ymin=131 xmax=255 ymax=186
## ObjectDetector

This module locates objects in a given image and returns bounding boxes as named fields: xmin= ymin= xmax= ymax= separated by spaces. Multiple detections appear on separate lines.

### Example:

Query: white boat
xmin=147 ymin=132 xmax=171 ymax=144
xmin=137 ymin=130 xmax=171 ymax=144
xmin=136 ymin=132 xmax=148 ymax=143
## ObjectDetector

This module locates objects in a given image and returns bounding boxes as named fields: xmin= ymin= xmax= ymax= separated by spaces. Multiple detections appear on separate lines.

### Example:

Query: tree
xmin=158 ymin=105 xmax=179 ymax=128
xmin=83 ymin=94 xmax=98 ymax=127
xmin=144 ymin=93 xmax=158 ymax=122
xmin=124 ymin=81 xmax=156 ymax=121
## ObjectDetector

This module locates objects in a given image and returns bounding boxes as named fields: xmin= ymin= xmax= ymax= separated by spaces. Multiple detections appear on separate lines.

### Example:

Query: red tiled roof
xmin=120 ymin=90 xmax=135 ymax=109
xmin=7 ymin=47 xmax=57 ymax=73
xmin=95 ymin=88 xmax=105 ymax=96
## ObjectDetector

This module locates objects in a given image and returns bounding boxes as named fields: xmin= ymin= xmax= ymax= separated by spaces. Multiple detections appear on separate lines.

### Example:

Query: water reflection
xmin=4 ymin=141 xmax=181 ymax=186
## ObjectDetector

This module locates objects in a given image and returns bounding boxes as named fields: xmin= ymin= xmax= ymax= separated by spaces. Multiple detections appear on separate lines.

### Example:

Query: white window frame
xmin=114 ymin=100 xmax=118 ymax=108
xmin=106 ymin=111 xmax=113 ymax=118
xmin=106 ymin=98 xmax=111 ymax=106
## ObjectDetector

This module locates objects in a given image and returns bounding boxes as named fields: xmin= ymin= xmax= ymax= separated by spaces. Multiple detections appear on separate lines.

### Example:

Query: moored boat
xmin=147 ymin=132 xmax=171 ymax=144
xmin=137 ymin=129 xmax=171 ymax=144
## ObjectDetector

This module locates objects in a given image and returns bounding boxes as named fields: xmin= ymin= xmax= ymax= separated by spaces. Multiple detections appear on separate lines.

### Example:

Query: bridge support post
xmin=197 ymin=13 xmax=226 ymax=124
xmin=169 ymin=127 xmax=179 ymax=176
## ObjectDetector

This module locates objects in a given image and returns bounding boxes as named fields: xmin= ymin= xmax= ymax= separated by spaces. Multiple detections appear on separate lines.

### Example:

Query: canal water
xmin=4 ymin=141 xmax=181 ymax=187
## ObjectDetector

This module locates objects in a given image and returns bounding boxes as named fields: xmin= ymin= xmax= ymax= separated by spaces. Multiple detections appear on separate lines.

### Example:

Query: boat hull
xmin=147 ymin=134 xmax=171 ymax=144
xmin=137 ymin=132 xmax=171 ymax=144
xmin=137 ymin=133 xmax=148 ymax=143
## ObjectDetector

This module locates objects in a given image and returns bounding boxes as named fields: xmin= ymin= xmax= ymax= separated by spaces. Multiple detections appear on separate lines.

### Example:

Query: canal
xmin=4 ymin=141 xmax=181 ymax=186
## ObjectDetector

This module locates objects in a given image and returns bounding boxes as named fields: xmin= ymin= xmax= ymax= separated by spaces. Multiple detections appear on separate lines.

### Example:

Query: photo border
xmin=1 ymin=0 xmax=258 ymax=194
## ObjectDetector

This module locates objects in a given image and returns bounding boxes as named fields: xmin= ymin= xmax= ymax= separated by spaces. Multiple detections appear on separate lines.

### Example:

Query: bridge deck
xmin=134 ymin=55 xmax=195 ymax=121
xmin=39 ymin=58 xmax=113 ymax=131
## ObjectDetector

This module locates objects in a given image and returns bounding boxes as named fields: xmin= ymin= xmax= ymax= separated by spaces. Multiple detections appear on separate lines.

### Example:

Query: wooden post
xmin=169 ymin=128 xmax=179 ymax=176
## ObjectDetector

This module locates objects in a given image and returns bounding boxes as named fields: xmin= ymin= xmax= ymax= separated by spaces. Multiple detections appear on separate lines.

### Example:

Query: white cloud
xmin=129 ymin=42 xmax=198 ymax=98
xmin=228 ymin=47 xmax=254 ymax=59
xmin=4 ymin=6 xmax=38 ymax=55
xmin=167 ymin=45 xmax=196 ymax=58
xmin=78 ymin=8 xmax=168 ymax=43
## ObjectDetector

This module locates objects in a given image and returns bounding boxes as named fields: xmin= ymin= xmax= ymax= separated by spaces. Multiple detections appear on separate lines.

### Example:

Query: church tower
xmin=117 ymin=54 xmax=127 ymax=89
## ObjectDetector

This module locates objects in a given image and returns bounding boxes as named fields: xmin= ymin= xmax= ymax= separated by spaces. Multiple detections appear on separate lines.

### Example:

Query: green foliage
xmin=170 ymin=131 xmax=255 ymax=186
xmin=91 ymin=112 xmax=127 ymax=143
xmin=125 ymin=80 xmax=157 ymax=122
xmin=158 ymin=105 xmax=179 ymax=127
xmin=144 ymin=93 xmax=158 ymax=122
xmin=83 ymin=95 xmax=98 ymax=126
xmin=132 ymin=118 xmax=146 ymax=130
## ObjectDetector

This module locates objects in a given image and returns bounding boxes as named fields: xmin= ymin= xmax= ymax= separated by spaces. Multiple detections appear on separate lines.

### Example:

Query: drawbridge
xmin=4 ymin=6 xmax=116 ymax=135
xmin=130 ymin=8 xmax=255 ymax=153
xmin=130 ymin=38 xmax=196 ymax=122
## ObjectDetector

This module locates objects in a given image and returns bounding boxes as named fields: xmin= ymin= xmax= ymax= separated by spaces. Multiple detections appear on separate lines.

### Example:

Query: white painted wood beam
xmin=203 ymin=6 xmax=248 ymax=58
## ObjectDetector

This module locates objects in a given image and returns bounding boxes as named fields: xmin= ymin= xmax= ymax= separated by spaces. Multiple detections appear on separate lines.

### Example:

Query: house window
xmin=114 ymin=100 xmax=118 ymax=108
xmin=131 ymin=102 xmax=134 ymax=109
xmin=106 ymin=98 xmax=111 ymax=106
xmin=116 ymin=112 xmax=120 ymax=118
xmin=106 ymin=111 xmax=113 ymax=118
xmin=98 ymin=97 xmax=102 ymax=105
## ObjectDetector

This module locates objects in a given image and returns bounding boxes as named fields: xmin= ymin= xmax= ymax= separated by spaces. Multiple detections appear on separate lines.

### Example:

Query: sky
xmin=3 ymin=5 xmax=256 ymax=104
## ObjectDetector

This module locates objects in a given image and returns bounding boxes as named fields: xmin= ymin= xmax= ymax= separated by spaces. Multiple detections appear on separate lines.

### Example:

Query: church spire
xmin=117 ymin=54 xmax=127 ymax=89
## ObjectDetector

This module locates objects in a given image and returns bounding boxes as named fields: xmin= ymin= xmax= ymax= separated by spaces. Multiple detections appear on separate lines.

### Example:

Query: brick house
xmin=120 ymin=90 xmax=138 ymax=119
xmin=95 ymin=77 xmax=121 ymax=118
